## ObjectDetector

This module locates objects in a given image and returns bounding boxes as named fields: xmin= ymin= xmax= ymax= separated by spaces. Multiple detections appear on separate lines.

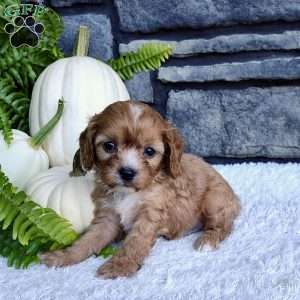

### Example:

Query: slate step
xmin=166 ymin=88 xmax=300 ymax=158
xmin=158 ymin=57 xmax=300 ymax=83
xmin=50 ymin=0 xmax=104 ymax=7
xmin=115 ymin=0 xmax=300 ymax=33
xmin=120 ymin=31 xmax=300 ymax=57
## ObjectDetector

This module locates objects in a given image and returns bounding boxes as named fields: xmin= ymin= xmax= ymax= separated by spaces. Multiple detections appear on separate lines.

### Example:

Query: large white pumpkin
xmin=30 ymin=56 xmax=129 ymax=166
xmin=25 ymin=166 xmax=95 ymax=233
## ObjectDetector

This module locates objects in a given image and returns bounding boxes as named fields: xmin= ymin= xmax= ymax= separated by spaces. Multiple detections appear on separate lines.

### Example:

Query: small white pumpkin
xmin=25 ymin=165 xmax=95 ymax=233
xmin=29 ymin=27 xmax=129 ymax=166
xmin=0 ymin=130 xmax=48 ymax=190
xmin=0 ymin=100 xmax=64 ymax=190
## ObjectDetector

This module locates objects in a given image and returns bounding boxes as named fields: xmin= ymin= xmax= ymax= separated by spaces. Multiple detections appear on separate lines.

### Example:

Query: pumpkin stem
xmin=29 ymin=99 xmax=64 ymax=148
xmin=70 ymin=149 xmax=87 ymax=177
xmin=74 ymin=25 xmax=90 ymax=56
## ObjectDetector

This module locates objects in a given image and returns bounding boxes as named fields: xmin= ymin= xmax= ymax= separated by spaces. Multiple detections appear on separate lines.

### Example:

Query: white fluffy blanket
xmin=1 ymin=163 xmax=300 ymax=300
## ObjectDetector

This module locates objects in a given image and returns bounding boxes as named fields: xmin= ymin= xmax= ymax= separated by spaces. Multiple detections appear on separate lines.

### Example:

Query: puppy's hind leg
xmin=194 ymin=184 xmax=240 ymax=251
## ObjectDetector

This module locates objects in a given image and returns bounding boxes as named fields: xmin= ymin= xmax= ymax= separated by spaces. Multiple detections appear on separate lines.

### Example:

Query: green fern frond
xmin=0 ymin=48 xmax=34 ymax=88
xmin=0 ymin=0 xmax=20 ymax=27
xmin=0 ymin=77 xmax=30 ymax=133
xmin=0 ymin=106 xmax=13 ymax=145
xmin=0 ymin=228 xmax=49 ymax=269
xmin=0 ymin=170 xmax=79 ymax=268
xmin=0 ymin=3 xmax=64 ymax=139
xmin=98 ymin=245 xmax=118 ymax=258
xmin=0 ymin=170 xmax=79 ymax=247
xmin=35 ymin=7 xmax=64 ymax=59
xmin=108 ymin=43 xmax=173 ymax=80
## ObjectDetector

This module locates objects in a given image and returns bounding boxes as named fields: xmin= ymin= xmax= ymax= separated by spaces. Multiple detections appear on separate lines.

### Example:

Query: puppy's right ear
xmin=79 ymin=127 xmax=96 ymax=170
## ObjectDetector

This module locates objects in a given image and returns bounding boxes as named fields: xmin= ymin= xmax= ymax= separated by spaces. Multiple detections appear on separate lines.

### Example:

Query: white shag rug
xmin=1 ymin=162 xmax=300 ymax=300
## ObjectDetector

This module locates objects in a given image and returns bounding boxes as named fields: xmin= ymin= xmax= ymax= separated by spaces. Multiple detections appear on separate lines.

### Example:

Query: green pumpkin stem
xmin=74 ymin=25 xmax=90 ymax=56
xmin=69 ymin=149 xmax=87 ymax=177
xmin=29 ymin=99 xmax=64 ymax=148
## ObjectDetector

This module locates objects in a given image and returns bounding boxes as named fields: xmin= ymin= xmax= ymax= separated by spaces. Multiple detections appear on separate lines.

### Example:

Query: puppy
xmin=40 ymin=100 xmax=240 ymax=279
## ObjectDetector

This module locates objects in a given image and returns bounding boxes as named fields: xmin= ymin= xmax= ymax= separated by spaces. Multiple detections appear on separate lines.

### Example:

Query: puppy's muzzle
xmin=119 ymin=167 xmax=136 ymax=182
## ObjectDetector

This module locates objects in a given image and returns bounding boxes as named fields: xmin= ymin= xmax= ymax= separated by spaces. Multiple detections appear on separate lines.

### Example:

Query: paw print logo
xmin=4 ymin=16 xmax=44 ymax=48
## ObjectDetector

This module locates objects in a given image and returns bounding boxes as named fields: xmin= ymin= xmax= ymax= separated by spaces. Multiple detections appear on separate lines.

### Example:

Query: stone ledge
xmin=50 ymin=0 xmax=104 ymax=7
xmin=158 ymin=57 xmax=300 ymax=83
xmin=60 ymin=13 xmax=113 ymax=61
xmin=115 ymin=0 xmax=300 ymax=33
xmin=119 ymin=31 xmax=300 ymax=57
xmin=166 ymin=88 xmax=300 ymax=158
xmin=125 ymin=72 xmax=153 ymax=103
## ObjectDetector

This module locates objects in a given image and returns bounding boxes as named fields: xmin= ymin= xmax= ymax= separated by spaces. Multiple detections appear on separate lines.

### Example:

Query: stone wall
xmin=47 ymin=0 xmax=300 ymax=163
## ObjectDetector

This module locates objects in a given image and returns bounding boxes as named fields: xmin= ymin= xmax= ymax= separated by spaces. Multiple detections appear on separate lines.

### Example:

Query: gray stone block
xmin=125 ymin=72 xmax=153 ymax=103
xmin=159 ymin=57 xmax=300 ymax=83
xmin=167 ymin=88 xmax=300 ymax=158
xmin=50 ymin=0 xmax=104 ymax=7
xmin=60 ymin=14 xmax=113 ymax=61
xmin=120 ymin=31 xmax=300 ymax=57
xmin=115 ymin=0 xmax=300 ymax=33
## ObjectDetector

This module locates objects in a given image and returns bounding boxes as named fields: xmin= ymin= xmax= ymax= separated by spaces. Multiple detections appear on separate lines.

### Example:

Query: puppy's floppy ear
xmin=163 ymin=122 xmax=184 ymax=178
xmin=79 ymin=127 xmax=96 ymax=170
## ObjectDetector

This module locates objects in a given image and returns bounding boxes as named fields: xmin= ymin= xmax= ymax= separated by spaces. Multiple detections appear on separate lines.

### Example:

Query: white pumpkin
xmin=29 ymin=56 xmax=129 ymax=166
xmin=25 ymin=166 xmax=95 ymax=233
xmin=0 ymin=130 xmax=49 ymax=190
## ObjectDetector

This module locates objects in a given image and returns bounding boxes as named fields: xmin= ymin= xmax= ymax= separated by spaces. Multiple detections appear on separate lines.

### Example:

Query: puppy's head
xmin=79 ymin=101 xmax=184 ymax=190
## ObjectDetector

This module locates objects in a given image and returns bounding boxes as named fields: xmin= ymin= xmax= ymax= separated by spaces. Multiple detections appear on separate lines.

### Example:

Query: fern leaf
xmin=0 ymin=228 xmax=50 ymax=269
xmin=98 ymin=245 xmax=118 ymax=258
xmin=0 ymin=170 xmax=79 ymax=264
xmin=0 ymin=106 xmax=13 ymax=145
xmin=0 ymin=77 xmax=30 ymax=133
xmin=0 ymin=171 xmax=78 ymax=269
xmin=0 ymin=5 xmax=64 ymax=137
xmin=0 ymin=173 xmax=79 ymax=247
xmin=0 ymin=170 xmax=119 ymax=268
xmin=108 ymin=43 xmax=173 ymax=80
xmin=36 ymin=7 xmax=64 ymax=57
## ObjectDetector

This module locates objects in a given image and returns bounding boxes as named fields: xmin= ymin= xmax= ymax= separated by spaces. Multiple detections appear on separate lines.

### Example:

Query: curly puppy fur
xmin=40 ymin=100 xmax=240 ymax=279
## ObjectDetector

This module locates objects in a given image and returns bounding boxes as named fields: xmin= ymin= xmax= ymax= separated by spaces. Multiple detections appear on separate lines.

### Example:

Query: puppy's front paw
xmin=39 ymin=249 xmax=79 ymax=268
xmin=193 ymin=230 xmax=220 ymax=251
xmin=96 ymin=255 xmax=140 ymax=279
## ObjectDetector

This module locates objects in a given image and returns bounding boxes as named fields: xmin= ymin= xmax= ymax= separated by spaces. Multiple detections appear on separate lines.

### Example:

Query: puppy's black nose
xmin=119 ymin=167 xmax=136 ymax=182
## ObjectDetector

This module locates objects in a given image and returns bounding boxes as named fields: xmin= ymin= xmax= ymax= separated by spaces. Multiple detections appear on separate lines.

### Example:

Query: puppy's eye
xmin=103 ymin=141 xmax=117 ymax=153
xmin=144 ymin=147 xmax=156 ymax=158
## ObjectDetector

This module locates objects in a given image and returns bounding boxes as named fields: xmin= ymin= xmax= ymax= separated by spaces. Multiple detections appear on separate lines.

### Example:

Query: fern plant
xmin=0 ymin=105 xmax=13 ymax=145
xmin=0 ymin=0 xmax=63 ymax=144
xmin=108 ymin=43 xmax=173 ymax=80
xmin=0 ymin=169 xmax=79 ymax=246
xmin=0 ymin=227 xmax=50 ymax=269
xmin=0 ymin=78 xmax=30 ymax=132
xmin=0 ymin=169 xmax=79 ymax=268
